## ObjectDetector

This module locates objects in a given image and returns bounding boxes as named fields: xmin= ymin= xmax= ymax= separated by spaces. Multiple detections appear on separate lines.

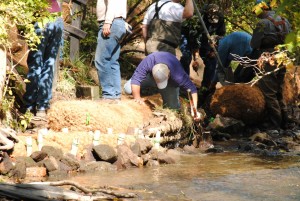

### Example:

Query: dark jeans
xmin=201 ymin=57 xmax=217 ymax=89
xmin=24 ymin=17 xmax=63 ymax=111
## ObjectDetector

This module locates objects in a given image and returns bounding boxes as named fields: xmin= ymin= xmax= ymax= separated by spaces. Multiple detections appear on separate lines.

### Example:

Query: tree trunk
xmin=0 ymin=48 xmax=6 ymax=100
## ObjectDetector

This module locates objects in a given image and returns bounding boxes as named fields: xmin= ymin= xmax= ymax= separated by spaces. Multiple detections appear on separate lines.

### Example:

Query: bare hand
xmin=191 ymin=109 xmax=202 ymax=122
xmin=102 ymin=23 xmax=111 ymax=37
xmin=134 ymin=98 xmax=145 ymax=105
xmin=192 ymin=57 xmax=205 ymax=72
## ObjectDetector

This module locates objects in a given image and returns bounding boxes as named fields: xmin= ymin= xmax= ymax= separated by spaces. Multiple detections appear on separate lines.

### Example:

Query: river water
xmin=70 ymin=152 xmax=300 ymax=201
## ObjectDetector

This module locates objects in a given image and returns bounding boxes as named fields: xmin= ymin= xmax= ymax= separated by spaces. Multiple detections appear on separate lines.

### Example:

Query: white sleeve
xmin=142 ymin=4 xmax=155 ymax=25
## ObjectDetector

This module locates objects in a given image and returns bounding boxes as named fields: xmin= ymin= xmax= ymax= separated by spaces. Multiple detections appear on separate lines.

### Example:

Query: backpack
xmin=267 ymin=16 xmax=289 ymax=44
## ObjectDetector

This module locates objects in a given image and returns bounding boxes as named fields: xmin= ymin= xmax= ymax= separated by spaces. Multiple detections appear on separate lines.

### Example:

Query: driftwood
xmin=0 ymin=180 xmax=137 ymax=201
xmin=0 ymin=127 xmax=19 ymax=151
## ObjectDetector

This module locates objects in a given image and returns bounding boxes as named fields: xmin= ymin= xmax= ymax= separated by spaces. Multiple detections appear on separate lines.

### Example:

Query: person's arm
xmin=191 ymin=49 xmax=204 ymax=72
xmin=102 ymin=0 xmax=117 ymax=37
xmin=191 ymin=92 xmax=198 ymax=111
xmin=190 ymin=91 xmax=201 ymax=122
xmin=131 ymin=84 xmax=144 ymax=104
xmin=182 ymin=0 xmax=194 ymax=19
xmin=142 ymin=24 xmax=148 ymax=43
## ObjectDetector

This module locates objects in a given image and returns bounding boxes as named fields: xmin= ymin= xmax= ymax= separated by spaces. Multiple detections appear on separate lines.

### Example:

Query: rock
xmin=10 ymin=161 xmax=26 ymax=179
xmin=57 ymin=161 xmax=73 ymax=172
xmin=60 ymin=153 xmax=80 ymax=171
xmin=30 ymin=151 xmax=48 ymax=162
xmin=141 ymin=153 xmax=151 ymax=165
xmin=82 ymin=144 xmax=96 ymax=162
xmin=205 ymin=146 xmax=224 ymax=153
xmin=208 ymin=115 xmax=245 ymax=135
xmin=131 ymin=142 xmax=141 ymax=156
xmin=157 ymin=152 xmax=176 ymax=164
xmin=183 ymin=145 xmax=199 ymax=154
xmin=115 ymin=145 xmax=143 ymax=169
xmin=0 ymin=152 xmax=14 ymax=175
xmin=211 ymin=130 xmax=231 ymax=141
xmin=93 ymin=144 xmax=118 ymax=163
xmin=25 ymin=167 xmax=47 ymax=177
xmin=41 ymin=146 xmax=64 ymax=161
xmin=146 ymin=159 xmax=160 ymax=167
xmin=79 ymin=161 xmax=117 ymax=172
xmin=43 ymin=156 xmax=59 ymax=172
xmin=15 ymin=156 xmax=36 ymax=168
xmin=131 ymin=139 xmax=153 ymax=156
xmin=249 ymin=133 xmax=277 ymax=146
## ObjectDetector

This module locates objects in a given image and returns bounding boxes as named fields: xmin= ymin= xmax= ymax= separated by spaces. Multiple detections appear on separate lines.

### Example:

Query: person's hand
xmin=103 ymin=23 xmax=111 ymax=37
xmin=207 ymin=51 xmax=215 ymax=58
xmin=134 ymin=98 xmax=145 ymax=105
xmin=192 ymin=57 xmax=205 ymax=72
xmin=191 ymin=109 xmax=202 ymax=122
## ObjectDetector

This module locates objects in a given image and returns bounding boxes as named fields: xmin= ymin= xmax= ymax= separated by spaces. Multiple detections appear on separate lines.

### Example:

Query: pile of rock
xmin=0 ymin=138 xmax=178 ymax=181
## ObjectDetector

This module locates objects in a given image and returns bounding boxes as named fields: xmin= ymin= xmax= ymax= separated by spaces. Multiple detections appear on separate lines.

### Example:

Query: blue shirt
xmin=131 ymin=52 xmax=197 ymax=93
xmin=218 ymin=31 xmax=252 ymax=69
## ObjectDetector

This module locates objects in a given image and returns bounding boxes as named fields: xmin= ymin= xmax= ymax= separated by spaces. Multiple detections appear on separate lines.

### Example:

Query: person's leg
xmin=36 ymin=17 xmax=63 ymax=110
xmin=23 ymin=22 xmax=45 ymax=112
xmin=95 ymin=19 xmax=126 ymax=99
xmin=201 ymin=57 xmax=217 ymax=89
xmin=258 ymin=72 xmax=282 ymax=129
xmin=123 ymin=75 xmax=158 ymax=95
xmin=159 ymin=86 xmax=180 ymax=109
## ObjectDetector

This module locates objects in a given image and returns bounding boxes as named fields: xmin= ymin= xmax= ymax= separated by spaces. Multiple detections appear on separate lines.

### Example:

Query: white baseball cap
xmin=152 ymin=63 xmax=170 ymax=89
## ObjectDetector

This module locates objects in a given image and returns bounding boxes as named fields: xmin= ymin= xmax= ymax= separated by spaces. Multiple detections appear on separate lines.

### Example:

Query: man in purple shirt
xmin=124 ymin=52 xmax=200 ymax=119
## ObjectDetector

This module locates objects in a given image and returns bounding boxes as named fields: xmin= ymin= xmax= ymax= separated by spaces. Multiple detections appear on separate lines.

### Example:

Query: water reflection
xmin=70 ymin=152 xmax=300 ymax=200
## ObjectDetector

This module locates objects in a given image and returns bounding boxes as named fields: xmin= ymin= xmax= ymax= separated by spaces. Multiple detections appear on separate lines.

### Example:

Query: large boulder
xmin=210 ymin=84 xmax=265 ymax=125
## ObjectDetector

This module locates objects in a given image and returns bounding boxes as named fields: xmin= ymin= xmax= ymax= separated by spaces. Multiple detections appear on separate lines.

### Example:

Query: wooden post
xmin=69 ymin=1 xmax=82 ymax=62
xmin=52 ymin=47 xmax=61 ymax=91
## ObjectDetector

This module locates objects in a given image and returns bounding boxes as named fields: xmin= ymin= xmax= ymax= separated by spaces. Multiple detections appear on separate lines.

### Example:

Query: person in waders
xmin=142 ymin=0 xmax=194 ymax=56
xmin=251 ymin=0 xmax=292 ymax=130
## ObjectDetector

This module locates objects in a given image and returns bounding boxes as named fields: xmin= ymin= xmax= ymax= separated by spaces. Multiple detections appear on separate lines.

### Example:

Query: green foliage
xmin=276 ymin=0 xmax=300 ymax=64
xmin=0 ymin=0 xmax=58 ymax=49
xmin=79 ymin=0 xmax=98 ymax=63
xmin=0 ymin=95 xmax=33 ymax=132
xmin=56 ymin=67 xmax=76 ymax=97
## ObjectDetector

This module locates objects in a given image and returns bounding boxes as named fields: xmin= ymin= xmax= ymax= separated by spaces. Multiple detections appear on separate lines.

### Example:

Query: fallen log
xmin=0 ymin=127 xmax=19 ymax=151
xmin=0 ymin=180 xmax=137 ymax=200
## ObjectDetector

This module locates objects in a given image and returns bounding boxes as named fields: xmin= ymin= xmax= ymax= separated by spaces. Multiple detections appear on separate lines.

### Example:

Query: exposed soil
xmin=12 ymin=93 xmax=165 ymax=158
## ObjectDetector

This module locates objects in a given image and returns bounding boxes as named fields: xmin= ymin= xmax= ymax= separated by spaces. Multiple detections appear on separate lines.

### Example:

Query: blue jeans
xmin=95 ymin=19 xmax=126 ymax=99
xmin=124 ymin=76 xmax=180 ymax=109
xmin=23 ymin=17 xmax=63 ymax=111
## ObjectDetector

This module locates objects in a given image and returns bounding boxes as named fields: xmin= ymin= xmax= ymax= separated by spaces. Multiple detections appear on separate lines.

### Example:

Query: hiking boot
xmin=32 ymin=109 xmax=47 ymax=122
